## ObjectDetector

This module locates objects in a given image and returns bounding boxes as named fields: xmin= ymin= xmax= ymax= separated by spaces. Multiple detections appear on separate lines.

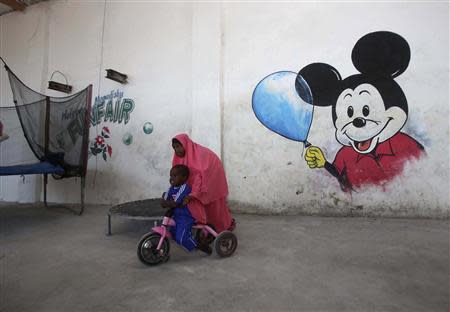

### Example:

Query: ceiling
xmin=0 ymin=0 xmax=48 ymax=16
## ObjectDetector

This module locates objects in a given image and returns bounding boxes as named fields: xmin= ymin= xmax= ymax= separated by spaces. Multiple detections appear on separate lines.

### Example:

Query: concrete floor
xmin=0 ymin=204 xmax=448 ymax=312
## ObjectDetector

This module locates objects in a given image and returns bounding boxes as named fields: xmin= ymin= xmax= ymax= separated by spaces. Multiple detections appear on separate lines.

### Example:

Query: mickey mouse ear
xmin=296 ymin=63 xmax=342 ymax=107
xmin=352 ymin=31 xmax=410 ymax=78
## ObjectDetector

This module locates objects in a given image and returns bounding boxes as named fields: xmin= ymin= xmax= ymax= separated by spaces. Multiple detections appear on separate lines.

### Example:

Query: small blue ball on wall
xmin=122 ymin=133 xmax=133 ymax=145
xmin=143 ymin=122 xmax=153 ymax=134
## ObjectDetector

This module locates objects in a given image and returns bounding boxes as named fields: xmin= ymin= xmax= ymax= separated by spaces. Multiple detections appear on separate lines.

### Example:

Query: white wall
xmin=0 ymin=1 xmax=448 ymax=217
xmin=223 ymin=2 xmax=449 ymax=218
xmin=0 ymin=3 xmax=49 ymax=202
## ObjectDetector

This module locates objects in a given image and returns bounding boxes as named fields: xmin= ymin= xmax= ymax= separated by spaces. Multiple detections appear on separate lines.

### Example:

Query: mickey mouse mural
xmin=301 ymin=31 xmax=426 ymax=191
xmin=252 ymin=31 xmax=425 ymax=192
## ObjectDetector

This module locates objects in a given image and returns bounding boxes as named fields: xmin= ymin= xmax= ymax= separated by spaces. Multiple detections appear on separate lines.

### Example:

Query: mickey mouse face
xmin=296 ymin=31 xmax=411 ymax=154
xmin=334 ymin=83 xmax=407 ymax=154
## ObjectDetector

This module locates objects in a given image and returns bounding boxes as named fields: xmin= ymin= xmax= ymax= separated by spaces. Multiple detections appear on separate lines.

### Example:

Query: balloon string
xmin=301 ymin=140 xmax=311 ymax=157
xmin=301 ymin=140 xmax=312 ymax=160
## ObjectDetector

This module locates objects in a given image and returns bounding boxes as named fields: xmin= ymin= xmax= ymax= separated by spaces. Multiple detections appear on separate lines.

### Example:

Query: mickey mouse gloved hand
xmin=304 ymin=146 xmax=326 ymax=168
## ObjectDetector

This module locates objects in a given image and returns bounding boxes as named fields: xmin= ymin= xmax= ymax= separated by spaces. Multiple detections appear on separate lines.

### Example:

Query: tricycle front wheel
xmin=137 ymin=232 xmax=170 ymax=265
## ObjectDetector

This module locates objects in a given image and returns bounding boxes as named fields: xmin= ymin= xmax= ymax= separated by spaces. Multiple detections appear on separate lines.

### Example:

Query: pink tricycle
xmin=137 ymin=216 xmax=238 ymax=265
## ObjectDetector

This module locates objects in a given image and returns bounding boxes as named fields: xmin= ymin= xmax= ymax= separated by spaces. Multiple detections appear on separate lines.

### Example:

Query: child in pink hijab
xmin=171 ymin=134 xmax=234 ymax=233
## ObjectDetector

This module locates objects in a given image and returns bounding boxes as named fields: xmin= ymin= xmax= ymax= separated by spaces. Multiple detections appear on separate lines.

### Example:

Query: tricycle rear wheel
xmin=214 ymin=231 xmax=237 ymax=258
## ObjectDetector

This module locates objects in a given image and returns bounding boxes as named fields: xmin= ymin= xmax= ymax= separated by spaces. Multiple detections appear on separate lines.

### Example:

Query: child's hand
xmin=160 ymin=199 xmax=170 ymax=208
xmin=161 ymin=199 xmax=177 ymax=209
xmin=164 ymin=208 xmax=174 ymax=217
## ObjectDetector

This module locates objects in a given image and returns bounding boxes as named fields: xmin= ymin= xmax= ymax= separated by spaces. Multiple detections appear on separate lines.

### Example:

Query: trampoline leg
xmin=79 ymin=175 xmax=85 ymax=216
xmin=107 ymin=213 xmax=112 ymax=236
xmin=44 ymin=174 xmax=48 ymax=208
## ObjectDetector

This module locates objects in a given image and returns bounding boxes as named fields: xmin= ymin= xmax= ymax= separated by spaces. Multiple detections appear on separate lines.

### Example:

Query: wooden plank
xmin=0 ymin=0 xmax=26 ymax=11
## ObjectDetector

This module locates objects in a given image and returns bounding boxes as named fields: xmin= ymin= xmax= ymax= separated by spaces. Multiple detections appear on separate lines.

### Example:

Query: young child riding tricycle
xmin=137 ymin=165 xmax=237 ymax=265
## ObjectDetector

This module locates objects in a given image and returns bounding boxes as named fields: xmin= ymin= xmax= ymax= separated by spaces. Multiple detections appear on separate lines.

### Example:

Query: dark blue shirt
xmin=164 ymin=183 xmax=192 ymax=219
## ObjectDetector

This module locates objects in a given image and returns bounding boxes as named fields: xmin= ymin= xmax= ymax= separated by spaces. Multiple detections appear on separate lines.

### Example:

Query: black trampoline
xmin=107 ymin=198 xmax=166 ymax=235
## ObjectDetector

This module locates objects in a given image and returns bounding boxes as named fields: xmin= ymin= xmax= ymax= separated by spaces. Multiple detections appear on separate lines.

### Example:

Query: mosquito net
xmin=1 ymin=64 xmax=92 ymax=178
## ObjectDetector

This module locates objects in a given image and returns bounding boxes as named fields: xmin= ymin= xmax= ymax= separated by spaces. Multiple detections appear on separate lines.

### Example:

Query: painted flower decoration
xmin=89 ymin=127 xmax=113 ymax=161
xmin=102 ymin=126 xmax=110 ymax=136
xmin=96 ymin=136 xmax=104 ymax=145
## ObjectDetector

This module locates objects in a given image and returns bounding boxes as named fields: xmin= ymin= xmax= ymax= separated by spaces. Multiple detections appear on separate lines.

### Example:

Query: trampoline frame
xmin=107 ymin=198 xmax=165 ymax=235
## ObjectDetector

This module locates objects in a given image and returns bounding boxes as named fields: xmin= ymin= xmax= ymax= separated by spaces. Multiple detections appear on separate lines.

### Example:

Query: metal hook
xmin=49 ymin=70 xmax=69 ymax=85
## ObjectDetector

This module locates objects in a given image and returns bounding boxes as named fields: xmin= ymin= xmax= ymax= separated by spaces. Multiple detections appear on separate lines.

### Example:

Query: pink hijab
xmin=172 ymin=134 xmax=228 ymax=205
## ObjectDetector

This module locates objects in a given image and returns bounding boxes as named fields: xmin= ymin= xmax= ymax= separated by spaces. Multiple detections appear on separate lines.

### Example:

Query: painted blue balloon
xmin=143 ymin=122 xmax=153 ymax=134
xmin=252 ymin=71 xmax=313 ymax=142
